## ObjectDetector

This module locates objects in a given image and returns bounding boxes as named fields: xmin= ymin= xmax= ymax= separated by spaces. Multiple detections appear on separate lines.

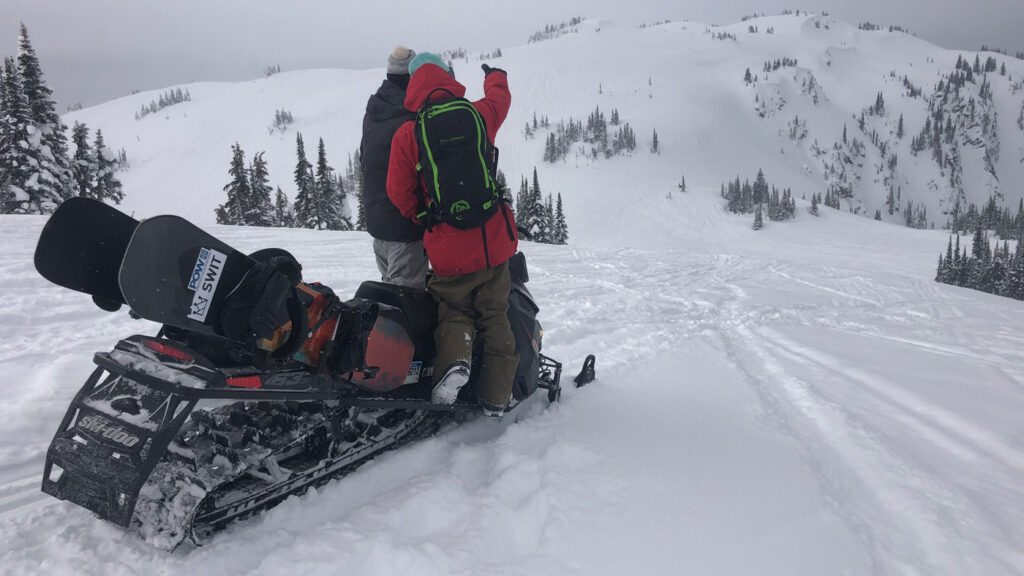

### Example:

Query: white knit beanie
xmin=387 ymin=46 xmax=416 ymax=75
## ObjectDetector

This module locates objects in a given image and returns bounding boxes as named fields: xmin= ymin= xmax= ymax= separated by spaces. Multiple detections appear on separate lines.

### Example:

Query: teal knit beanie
xmin=408 ymin=52 xmax=449 ymax=75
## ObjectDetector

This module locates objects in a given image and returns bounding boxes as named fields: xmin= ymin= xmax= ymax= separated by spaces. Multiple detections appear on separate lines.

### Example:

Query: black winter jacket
xmin=360 ymin=79 xmax=423 ymax=242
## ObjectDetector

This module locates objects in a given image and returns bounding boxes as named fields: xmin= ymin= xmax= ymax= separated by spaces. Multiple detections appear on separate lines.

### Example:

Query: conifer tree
xmin=273 ymin=187 xmax=294 ymax=227
xmin=217 ymin=142 xmax=250 ymax=224
xmin=651 ymin=128 xmax=659 ymax=154
xmin=347 ymin=151 xmax=365 ymax=231
xmin=517 ymin=168 xmax=547 ymax=241
xmin=314 ymin=137 xmax=350 ymax=230
xmin=554 ymin=193 xmax=568 ymax=245
xmin=516 ymin=175 xmax=529 ymax=221
xmin=248 ymin=152 xmax=273 ymax=225
xmin=753 ymin=203 xmax=763 ymax=230
xmin=17 ymin=23 xmax=71 ymax=204
xmin=292 ymin=133 xmax=316 ymax=227
xmin=0 ymin=56 xmax=33 ymax=212
xmin=91 ymin=129 xmax=124 ymax=205
xmin=542 ymin=194 xmax=555 ymax=243
xmin=1003 ymin=242 xmax=1024 ymax=299
xmin=753 ymin=169 xmax=769 ymax=206
xmin=70 ymin=122 xmax=93 ymax=198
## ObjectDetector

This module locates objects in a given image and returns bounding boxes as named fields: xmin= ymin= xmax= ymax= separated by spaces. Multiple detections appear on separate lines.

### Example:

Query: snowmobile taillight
xmin=226 ymin=376 xmax=262 ymax=389
xmin=141 ymin=339 xmax=195 ymax=363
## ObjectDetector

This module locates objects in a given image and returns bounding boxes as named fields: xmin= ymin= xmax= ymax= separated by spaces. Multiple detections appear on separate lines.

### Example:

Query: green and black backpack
xmin=414 ymin=88 xmax=506 ymax=230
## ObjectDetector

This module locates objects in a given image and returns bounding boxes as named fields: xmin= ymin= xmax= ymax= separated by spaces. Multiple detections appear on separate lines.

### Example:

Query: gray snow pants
xmin=373 ymin=238 xmax=428 ymax=290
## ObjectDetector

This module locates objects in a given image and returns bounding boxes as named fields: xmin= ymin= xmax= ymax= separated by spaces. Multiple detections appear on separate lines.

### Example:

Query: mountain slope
xmin=62 ymin=14 xmax=1024 ymax=234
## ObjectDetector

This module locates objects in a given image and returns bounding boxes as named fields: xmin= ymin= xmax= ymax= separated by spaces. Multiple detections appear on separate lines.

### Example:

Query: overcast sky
xmin=1 ymin=0 xmax=1022 ymax=110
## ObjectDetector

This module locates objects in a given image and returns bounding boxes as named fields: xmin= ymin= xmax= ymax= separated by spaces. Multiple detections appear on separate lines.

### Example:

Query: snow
xmin=2 ymin=13 xmax=1024 ymax=576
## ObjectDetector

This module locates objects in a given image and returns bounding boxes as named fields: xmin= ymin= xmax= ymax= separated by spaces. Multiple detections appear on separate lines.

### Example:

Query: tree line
xmin=515 ymin=167 xmax=568 ymax=244
xmin=935 ymin=230 xmax=1024 ymax=300
xmin=135 ymin=88 xmax=191 ymax=120
xmin=215 ymin=142 xmax=571 ymax=246
xmin=721 ymin=168 xmax=796 ymax=229
xmin=215 ymin=133 xmax=357 ymax=230
xmin=537 ymin=106 xmax=657 ymax=163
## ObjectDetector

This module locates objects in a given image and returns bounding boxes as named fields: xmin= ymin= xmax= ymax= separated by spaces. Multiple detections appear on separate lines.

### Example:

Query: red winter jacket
xmin=386 ymin=64 xmax=517 ymax=277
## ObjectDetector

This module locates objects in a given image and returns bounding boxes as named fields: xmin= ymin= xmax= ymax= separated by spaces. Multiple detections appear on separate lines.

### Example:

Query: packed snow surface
xmin=2 ymin=13 xmax=1024 ymax=576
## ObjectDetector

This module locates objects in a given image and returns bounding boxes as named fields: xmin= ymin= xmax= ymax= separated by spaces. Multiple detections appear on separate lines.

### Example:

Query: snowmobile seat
xmin=509 ymin=251 xmax=528 ymax=285
xmin=354 ymin=281 xmax=437 ymax=336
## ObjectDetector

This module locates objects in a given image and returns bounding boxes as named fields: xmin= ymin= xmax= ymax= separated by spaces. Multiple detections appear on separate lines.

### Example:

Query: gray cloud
xmin=1 ymin=0 xmax=1021 ymax=109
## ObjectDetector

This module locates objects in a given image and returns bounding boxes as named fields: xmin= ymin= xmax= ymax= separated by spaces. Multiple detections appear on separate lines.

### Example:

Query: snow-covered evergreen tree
xmin=292 ymin=133 xmax=316 ymax=228
xmin=753 ymin=169 xmax=768 ymax=206
xmin=313 ymin=137 xmax=350 ymax=230
xmin=516 ymin=175 xmax=529 ymax=220
xmin=273 ymin=186 xmax=294 ymax=227
xmin=347 ymin=151 xmax=365 ymax=231
xmin=91 ymin=129 xmax=124 ymax=205
xmin=216 ymin=142 xmax=250 ymax=224
xmin=17 ymin=23 xmax=72 ymax=206
xmin=0 ymin=56 xmax=32 ymax=212
xmin=70 ymin=122 xmax=93 ymax=198
xmin=520 ymin=167 xmax=548 ymax=240
xmin=248 ymin=152 xmax=273 ymax=226
xmin=543 ymin=194 xmax=555 ymax=242
xmin=554 ymin=193 xmax=568 ymax=245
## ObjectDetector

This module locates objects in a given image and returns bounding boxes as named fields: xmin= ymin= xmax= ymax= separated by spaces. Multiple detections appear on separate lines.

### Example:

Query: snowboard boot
xmin=432 ymin=361 xmax=470 ymax=404
xmin=480 ymin=401 xmax=506 ymax=418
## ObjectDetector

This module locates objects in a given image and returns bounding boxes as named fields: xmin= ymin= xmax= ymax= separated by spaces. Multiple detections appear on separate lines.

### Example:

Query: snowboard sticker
xmin=186 ymin=247 xmax=228 ymax=322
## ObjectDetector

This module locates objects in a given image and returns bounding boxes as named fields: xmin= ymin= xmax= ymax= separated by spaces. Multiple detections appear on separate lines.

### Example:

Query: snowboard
xmin=118 ymin=215 xmax=257 ymax=337
xmin=34 ymin=197 xmax=139 ymax=308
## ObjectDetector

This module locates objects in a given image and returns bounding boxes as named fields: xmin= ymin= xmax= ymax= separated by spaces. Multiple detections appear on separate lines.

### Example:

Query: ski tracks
xmin=709 ymin=276 xmax=1024 ymax=574
xmin=548 ymin=246 xmax=1024 ymax=574
xmin=0 ymin=460 xmax=56 ymax=523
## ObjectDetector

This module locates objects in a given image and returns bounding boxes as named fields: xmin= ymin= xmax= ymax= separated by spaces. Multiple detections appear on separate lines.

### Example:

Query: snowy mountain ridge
xmin=61 ymin=12 xmax=1024 ymax=235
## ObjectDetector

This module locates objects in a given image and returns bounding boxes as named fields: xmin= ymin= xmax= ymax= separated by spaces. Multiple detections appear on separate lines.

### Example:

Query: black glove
xmin=481 ymin=63 xmax=506 ymax=77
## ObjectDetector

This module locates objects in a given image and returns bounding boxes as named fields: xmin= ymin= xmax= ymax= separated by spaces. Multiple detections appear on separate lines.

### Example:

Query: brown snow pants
xmin=427 ymin=260 xmax=518 ymax=408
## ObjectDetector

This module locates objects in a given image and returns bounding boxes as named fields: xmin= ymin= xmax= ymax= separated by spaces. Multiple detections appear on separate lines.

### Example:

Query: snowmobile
xmin=35 ymin=200 xmax=596 ymax=550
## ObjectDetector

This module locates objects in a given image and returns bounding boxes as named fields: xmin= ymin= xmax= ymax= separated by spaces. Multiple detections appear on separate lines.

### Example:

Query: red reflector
xmin=142 ymin=339 xmax=195 ymax=362
xmin=227 ymin=376 xmax=262 ymax=389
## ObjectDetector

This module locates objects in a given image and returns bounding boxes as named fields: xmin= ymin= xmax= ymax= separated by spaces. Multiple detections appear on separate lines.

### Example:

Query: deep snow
xmin=2 ymin=13 xmax=1024 ymax=576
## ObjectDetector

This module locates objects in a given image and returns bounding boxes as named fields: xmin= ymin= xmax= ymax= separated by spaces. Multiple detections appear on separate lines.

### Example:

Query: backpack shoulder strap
xmin=417 ymin=87 xmax=461 ymax=113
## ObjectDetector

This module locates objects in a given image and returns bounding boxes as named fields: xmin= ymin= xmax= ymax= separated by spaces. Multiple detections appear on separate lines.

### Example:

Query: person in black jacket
xmin=359 ymin=46 xmax=429 ymax=288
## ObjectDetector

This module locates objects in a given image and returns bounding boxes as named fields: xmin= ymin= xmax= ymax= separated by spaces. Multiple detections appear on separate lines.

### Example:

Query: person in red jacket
xmin=386 ymin=53 xmax=518 ymax=415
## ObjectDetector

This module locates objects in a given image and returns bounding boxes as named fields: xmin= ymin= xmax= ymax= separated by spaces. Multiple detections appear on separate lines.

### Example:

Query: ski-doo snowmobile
xmin=34 ymin=201 xmax=596 ymax=550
